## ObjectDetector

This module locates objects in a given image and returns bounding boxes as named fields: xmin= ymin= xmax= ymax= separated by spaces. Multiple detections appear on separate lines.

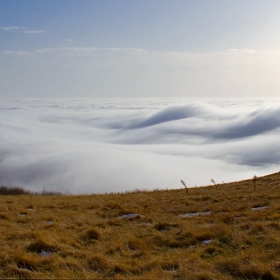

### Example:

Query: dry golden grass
xmin=1 ymin=172 xmax=280 ymax=279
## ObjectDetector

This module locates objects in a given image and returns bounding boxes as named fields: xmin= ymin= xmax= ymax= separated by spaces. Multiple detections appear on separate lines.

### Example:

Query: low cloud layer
xmin=0 ymin=98 xmax=279 ymax=194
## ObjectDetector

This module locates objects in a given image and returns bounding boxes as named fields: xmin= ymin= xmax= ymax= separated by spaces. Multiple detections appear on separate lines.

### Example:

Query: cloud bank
xmin=0 ymin=98 xmax=279 ymax=194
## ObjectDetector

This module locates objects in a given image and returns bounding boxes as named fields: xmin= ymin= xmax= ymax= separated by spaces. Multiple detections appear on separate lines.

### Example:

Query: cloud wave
xmin=107 ymin=102 xmax=280 ymax=142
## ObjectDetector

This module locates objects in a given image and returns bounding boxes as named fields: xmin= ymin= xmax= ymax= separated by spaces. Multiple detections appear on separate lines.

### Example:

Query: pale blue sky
xmin=1 ymin=0 xmax=280 ymax=98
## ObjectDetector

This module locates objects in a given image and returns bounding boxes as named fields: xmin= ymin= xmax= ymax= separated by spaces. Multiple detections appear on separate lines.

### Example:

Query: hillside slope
xmin=1 ymin=172 xmax=280 ymax=279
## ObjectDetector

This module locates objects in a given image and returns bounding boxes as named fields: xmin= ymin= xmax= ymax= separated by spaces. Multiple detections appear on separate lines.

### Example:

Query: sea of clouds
xmin=1 ymin=98 xmax=280 ymax=194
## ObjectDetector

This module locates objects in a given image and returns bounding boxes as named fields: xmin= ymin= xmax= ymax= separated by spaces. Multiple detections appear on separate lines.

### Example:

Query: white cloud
xmin=0 ymin=47 xmax=146 ymax=58
xmin=2 ymin=46 xmax=280 ymax=59
xmin=34 ymin=47 xmax=147 ymax=56
xmin=3 ymin=46 xmax=280 ymax=57
xmin=1 ymin=26 xmax=27 ymax=31
xmin=0 ymin=99 xmax=279 ymax=194
xmin=24 ymin=30 xmax=46 ymax=34
xmin=0 ymin=27 xmax=46 ymax=34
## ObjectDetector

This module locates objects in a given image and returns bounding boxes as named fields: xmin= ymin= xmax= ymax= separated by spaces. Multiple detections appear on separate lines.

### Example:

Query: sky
xmin=1 ymin=2 xmax=280 ymax=193
xmin=1 ymin=0 xmax=280 ymax=98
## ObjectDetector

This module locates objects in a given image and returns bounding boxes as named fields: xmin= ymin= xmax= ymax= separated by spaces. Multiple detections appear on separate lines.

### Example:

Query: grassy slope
xmin=1 ymin=172 xmax=280 ymax=279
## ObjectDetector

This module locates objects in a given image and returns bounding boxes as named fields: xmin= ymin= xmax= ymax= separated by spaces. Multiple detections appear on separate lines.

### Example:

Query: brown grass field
xmin=1 ymin=172 xmax=280 ymax=279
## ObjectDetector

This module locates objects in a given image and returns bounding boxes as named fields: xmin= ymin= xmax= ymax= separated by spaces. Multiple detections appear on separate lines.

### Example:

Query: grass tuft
xmin=26 ymin=239 xmax=60 ymax=253
xmin=87 ymin=254 xmax=109 ymax=272
xmin=83 ymin=227 xmax=101 ymax=242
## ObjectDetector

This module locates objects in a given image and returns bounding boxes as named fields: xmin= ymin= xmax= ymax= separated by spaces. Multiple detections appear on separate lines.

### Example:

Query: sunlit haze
xmin=1 ymin=0 xmax=280 ymax=98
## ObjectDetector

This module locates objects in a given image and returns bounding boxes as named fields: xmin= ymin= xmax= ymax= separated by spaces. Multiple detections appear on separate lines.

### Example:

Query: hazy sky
xmin=1 ymin=0 xmax=280 ymax=98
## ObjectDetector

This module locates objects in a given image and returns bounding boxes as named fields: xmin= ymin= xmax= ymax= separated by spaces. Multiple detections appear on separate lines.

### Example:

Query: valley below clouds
xmin=1 ymin=98 xmax=280 ymax=194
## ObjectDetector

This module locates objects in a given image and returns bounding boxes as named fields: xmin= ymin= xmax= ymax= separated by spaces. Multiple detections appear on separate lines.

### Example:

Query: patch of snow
xmin=202 ymin=239 xmax=212 ymax=244
xmin=179 ymin=211 xmax=211 ymax=218
xmin=138 ymin=222 xmax=153 ymax=226
xmin=251 ymin=206 xmax=269 ymax=210
xmin=39 ymin=250 xmax=52 ymax=257
xmin=117 ymin=213 xmax=144 ymax=220
xmin=16 ymin=267 xmax=32 ymax=274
